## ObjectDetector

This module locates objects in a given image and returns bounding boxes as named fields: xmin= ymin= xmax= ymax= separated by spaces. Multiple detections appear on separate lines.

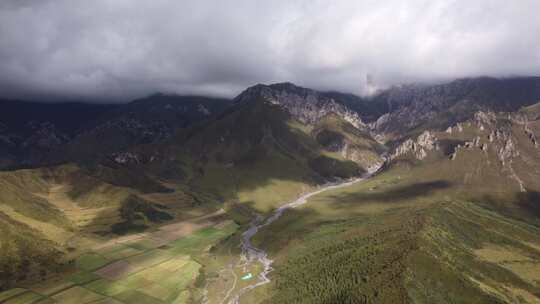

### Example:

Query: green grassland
xmin=0 ymin=161 xmax=227 ymax=290
xmin=244 ymin=165 xmax=540 ymax=303
xmin=0 ymin=223 xmax=237 ymax=304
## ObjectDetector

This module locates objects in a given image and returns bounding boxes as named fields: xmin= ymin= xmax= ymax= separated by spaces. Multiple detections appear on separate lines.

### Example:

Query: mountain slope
xmin=0 ymin=95 xmax=233 ymax=169
xmin=371 ymin=77 xmax=540 ymax=142
xmin=235 ymin=82 xmax=368 ymax=131
xmin=0 ymin=162 xmax=184 ymax=289
xmin=226 ymin=83 xmax=540 ymax=303
xmin=60 ymin=94 xmax=232 ymax=163
xmin=322 ymin=91 xmax=389 ymax=123
xmin=246 ymin=103 xmax=540 ymax=303
xmin=140 ymin=96 xmax=384 ymax=213
xmin=0 ymin=100 xmax=117 ymax=169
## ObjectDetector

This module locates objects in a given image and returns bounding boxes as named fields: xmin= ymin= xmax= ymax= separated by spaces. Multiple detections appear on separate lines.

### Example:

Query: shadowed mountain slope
xmin=371 ymin=77 xmax=540 ymax=142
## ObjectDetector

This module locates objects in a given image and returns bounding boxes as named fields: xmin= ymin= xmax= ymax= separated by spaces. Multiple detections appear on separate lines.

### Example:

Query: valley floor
xmin=0 ymin=212 xmax=237 ymax=304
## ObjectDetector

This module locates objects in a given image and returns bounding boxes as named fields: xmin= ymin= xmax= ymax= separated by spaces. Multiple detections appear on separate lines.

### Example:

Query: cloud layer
xmin=1 ymin=0 xmax=539 ymax=102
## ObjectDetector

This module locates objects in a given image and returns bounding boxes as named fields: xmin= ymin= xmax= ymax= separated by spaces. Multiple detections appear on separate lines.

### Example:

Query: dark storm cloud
xmin=1 ymin=0 xmax=540 ymax=102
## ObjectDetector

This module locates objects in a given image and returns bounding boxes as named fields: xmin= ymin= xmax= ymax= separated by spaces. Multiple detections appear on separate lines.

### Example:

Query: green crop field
xmin=0 ymin=222 xmax=237 ymax=304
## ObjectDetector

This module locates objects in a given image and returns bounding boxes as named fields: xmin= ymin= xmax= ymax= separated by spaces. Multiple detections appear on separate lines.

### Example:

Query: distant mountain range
xmin=2 ymin=77 xmax=539 ymax=170
xmin=0 ymin=94 xmax=231 ymax=168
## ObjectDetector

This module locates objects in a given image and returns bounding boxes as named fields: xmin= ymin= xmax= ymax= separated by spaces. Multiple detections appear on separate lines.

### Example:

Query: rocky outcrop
xmin=525 ymin=125 xmax=538 ymax=147
xmin=370 ymin=77 xmax=540 ymax=139
xmin=340 ymin=143 xmax=385 ymax=171
xmin=111 ymin=151 xmax=160 ymax=165
xmin=391 ymin=131 xmax=438 ymax=160
xmin=450 ymin=134 xmax=488 ymax=160
xmin=372 ymin=113 xmax=391 ymax=132
xmin=509 ymin=112 xmax=539 ymax=148
xmin=473 ymin=111 xmax=497 ymax=129
xmin=495 ymin=132 xmax=526 ymax=192
xmin=197 ymin=104 xmax=211 ymax=115
xmin=113 ymin=152 xmax=141 ymax=164
xmin=444 ymin=122 xmax=468 ymax=135
xmin=314 ymin=128 xmax=385 ymax=171
xmin=498 ymin=135 xmax=519 ymax=166
xmin=442 ymin=111 xmax=530 ymax=191
xmin=235 ymin=83 xmax=366 ymax=130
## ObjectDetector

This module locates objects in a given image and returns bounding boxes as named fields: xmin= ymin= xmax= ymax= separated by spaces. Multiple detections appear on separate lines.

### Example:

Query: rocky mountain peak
xmin=390 ymin=130 xmax=439 ymax=160
xmin=370 ymin=77 xmax=540 ymax=141
xmin=234 ymin=82 xmax=366 ymax=129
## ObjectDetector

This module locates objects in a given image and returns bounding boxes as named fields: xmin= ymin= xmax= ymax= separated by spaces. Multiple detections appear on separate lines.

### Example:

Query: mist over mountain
xmin=1 ymin=1 xmax=540 ymax=102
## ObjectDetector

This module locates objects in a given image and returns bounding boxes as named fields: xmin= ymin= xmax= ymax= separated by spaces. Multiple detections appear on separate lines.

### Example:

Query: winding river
xmin=225 ymin=166 xmax=382 ymax=304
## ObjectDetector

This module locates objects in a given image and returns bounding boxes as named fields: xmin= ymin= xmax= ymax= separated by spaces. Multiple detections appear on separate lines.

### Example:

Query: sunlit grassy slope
xmin=0 ymin=222 xmax=237 ymax=304
xmin=0 ymin=162 xmax=227 ymax=290
xmin=249 ymin=163 xmax=540 ymax=303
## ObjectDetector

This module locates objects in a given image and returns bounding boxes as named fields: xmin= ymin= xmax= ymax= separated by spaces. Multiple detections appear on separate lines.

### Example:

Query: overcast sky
xmin=1 ymin=0 xmax=540 ymax=102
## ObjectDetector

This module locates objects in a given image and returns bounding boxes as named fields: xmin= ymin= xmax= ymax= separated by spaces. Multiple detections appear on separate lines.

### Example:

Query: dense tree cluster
xmin=269 ymin=219 xmax=423 ymax=304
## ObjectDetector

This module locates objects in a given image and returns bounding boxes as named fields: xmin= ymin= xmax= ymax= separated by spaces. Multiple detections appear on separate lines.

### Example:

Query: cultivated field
xmin=0 ymin=215 xmax=237 ymax=304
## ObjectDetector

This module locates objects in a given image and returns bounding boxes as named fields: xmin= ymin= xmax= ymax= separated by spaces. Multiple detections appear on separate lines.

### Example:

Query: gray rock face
xmin=498 ymin=136 xmax=519 ymax=165
xmin=391 ymin=130 xmax=438 ymax=160
xmin=474 ymin=111 xmax=497 ymax=128
xmin=197 ymin=104 xmax=211 ymax=116
xmin=526 ymin=126 xmax=538 ymax=147
xmin=113 ymin=152 xmax=141 ymax=164
xmin=369 ymin=77 xmax=540 ymax=139
xmin=509 ymin=112 xmax=539 ymax=148
xmin=423 ymin=108 xmax=534 ymax=192
xmin=111 ymin=151 xmax=161 ymax=165
xmin=235 ymin=83 xmax=366 ymax=130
